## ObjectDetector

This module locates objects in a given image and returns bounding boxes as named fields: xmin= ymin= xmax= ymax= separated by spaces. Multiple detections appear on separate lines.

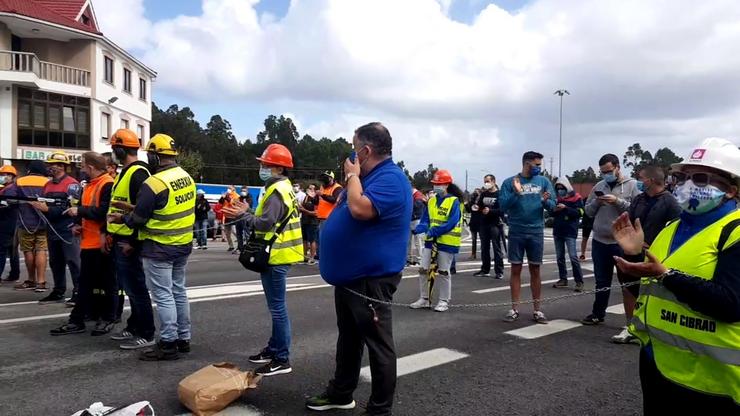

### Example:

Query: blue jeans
xmin=143 ymin=255 xmax=191 ymax=343
xmin=194 ymin=219 xmax=208 ymax=247
xmin=114 ymin=241 xmax=155 ymax=340
xmin=554 ymin=236 xmax=583 ymax=283
xmin=260 ymin=264 xmax=291 ymax=362
xmin=591 ymin=240 xmax=627 ymax=319
xmin=48 ymin=236 xmax=80 ymax=295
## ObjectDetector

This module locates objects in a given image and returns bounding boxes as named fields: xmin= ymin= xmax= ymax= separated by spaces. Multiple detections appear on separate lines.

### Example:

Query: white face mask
xmin=673 ymin=180 xmax=727 ymax=215
xmin=483 ymin=182 xmax=493 ymax=190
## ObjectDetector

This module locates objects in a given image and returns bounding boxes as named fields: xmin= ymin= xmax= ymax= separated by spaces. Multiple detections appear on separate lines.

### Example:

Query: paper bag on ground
xmin=178 ymin=362 xmax=260 ymax=416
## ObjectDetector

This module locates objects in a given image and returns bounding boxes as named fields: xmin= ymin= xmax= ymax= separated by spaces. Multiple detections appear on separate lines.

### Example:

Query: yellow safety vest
xmin=107 ymin=164 xmax=150 ymax=237
xmin=426 ymin=195 xmax=462 ymax=247
xmin=138 ymin=166 xmax=196 ymax=246
xmin=629 ymin=209 xmax=740 ymax=404
xmin=255 ymin=178 xmax=304 ymax=265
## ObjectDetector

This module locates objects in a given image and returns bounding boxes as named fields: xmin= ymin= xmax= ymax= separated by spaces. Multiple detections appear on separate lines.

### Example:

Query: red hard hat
xmin=256 ymin=143 xmax=294 ymax=168
xmin=431 ymin=169 xmax=453 ymax=185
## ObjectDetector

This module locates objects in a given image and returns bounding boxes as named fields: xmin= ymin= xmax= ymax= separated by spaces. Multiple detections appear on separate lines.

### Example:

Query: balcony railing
xmin=0 ymin=50 xmax=90 ymax=87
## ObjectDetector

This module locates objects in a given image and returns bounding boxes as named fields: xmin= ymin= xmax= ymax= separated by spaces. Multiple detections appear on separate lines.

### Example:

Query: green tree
xmin=653 ymin=147 xmax=684 ymax=172
xmin=177 ymin=149 xmax=204 ymax=180
xmin=570 ymin=167 xmax=599 ymax=184
xmin=396 ymin=160 xmax=413 ymax=184
xmin=412 ymin=164 xmax=438 ymax=190
xmin=623 ymin=143 xmax=654 ymax=178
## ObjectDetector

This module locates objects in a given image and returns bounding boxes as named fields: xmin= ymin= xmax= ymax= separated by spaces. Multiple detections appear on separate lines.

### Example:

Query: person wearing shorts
xmin=499 ymin=151 xmax=556 ymax=324
xmin=300 ymin=184 xmax=320 ymax=264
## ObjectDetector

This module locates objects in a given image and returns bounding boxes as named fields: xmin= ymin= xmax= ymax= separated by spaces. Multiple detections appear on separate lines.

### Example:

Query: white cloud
xmin=92 ymin=0 xmax=740 ymax=180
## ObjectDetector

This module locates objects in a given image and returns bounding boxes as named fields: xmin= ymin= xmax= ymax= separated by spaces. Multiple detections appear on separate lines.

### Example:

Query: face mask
xmin=636 ymin=181 xmax=645 ymax=192
xmin=557 ymin=189 xmax=567 ymax=197
xmin=259 ymin=167 xmax=273 ymax=182
xmin=293 ymin=186 xmax=300 ymax=193
xmin=603 ymin=172 xmax=617 ymax=183
xmin=673 ymin=180 xmax=726 ymax=215
xmin=146 ymin=153 xmax=159 ymax=169
xmin=240 ymin=192 xmax=247 ymax=197
xmin=433 ymin=185 xmax=446 ymax=195
xmin=530 ymin=165 xmax=542 ymax=177
xmin=483 ymin=182 xmax=493 ymax=190
xmin=0 ymin=176 xmax=7 ymax=185
xmin=112 ymin=148 xmax=127 ymax=165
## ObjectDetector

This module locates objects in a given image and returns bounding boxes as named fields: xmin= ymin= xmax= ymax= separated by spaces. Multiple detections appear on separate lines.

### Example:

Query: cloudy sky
xmin=92 ymin=0 xmax=740 ymax=187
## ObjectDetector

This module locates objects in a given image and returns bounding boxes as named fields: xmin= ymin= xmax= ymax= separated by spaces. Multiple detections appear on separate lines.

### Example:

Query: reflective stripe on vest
xmin=255 ymin=179 xmax=304 ymax=265
xmin=107 ymin=164 xmax=150 ymax=236
xmin=80 ymin=174 xmax=114 ymax=249
xmin=628 ymin=209 xmax=740 ymax=403
xmin=317 ymin=183 xmax=342 ymax=219
xmin=425 ymin=195 xmax=462 ymax=247
xmin=138 ymin=166 xmax=196 ymax=246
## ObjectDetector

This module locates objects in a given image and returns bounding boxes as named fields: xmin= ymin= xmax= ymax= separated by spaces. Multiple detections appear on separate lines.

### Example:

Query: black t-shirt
xmin=301 ymin=194 xmax=320 ymax=226
xmin=476 ymin=189 xmax=502 ymax=225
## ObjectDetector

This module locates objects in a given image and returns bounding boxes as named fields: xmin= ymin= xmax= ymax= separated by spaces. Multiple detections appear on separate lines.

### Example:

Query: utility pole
xmin=465 ymin=169 xmax=468 ymax=192
xmin=549 ymin=157 xmax=554 ymax=179
xmin=554 ymin=89 xmax=570 ymax=178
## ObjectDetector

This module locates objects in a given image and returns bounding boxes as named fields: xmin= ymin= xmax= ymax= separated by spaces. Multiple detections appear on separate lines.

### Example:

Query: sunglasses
xmin=671 ymin=171 xmax=723 ymax=188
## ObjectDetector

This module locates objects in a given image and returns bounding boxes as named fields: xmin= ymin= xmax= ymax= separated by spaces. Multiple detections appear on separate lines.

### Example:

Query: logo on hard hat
xmin=690 ymin=149 xmax=706 ymax=161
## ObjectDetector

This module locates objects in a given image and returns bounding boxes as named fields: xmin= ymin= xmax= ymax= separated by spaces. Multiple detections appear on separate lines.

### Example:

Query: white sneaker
xmin=409 ymin=298 xmax=431 ymax=309
xmin=611 ymin=327 xmax=638 ymax=344
xmin=503 ymin=309 xmax=520 ymax=322
xmin=433 ymin=300 xmax=449 ymax=312
xmin=533 ymin=310 xmax=548 ymax=324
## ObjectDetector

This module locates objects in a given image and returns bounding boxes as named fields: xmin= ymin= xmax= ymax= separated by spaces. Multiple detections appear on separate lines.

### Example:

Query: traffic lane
xmin=0 ymin=261 xmax=637 ymax=415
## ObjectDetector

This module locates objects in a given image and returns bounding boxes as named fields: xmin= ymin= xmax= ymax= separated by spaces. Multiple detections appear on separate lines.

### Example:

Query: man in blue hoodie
xmin=499 ymin=151 xmax=556 ymax=324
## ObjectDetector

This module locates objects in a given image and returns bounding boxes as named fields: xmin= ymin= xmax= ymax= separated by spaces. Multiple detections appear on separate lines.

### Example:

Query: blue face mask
xmin=557 ymin=189 xmax=567 ymax=197
xmin=636 ymin=181 xmax=645 ymax=192
xmin=530 ymin=165 xmax=542 ymax=177
xmin=602 ymin=172 xmax=617 ymax=183
xmin=433 ymin=185 xmax=446 ymax=196
xmin=259 ymin=167 xmax=273 ymax=182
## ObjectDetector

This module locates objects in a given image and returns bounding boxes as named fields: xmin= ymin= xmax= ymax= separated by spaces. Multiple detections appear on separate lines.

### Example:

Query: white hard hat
xmin=672 ymin=137 xmax=740 ymax=186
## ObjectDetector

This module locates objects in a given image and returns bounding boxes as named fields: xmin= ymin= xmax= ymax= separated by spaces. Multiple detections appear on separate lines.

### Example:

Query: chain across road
xmin=342 ymin=280 xmax=645 ymax=309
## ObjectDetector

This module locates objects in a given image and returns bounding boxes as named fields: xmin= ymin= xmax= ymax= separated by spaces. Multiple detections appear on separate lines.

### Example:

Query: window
xmin=121 ymin=118 xmax=129 ymax=129
xmin=101 ymin=112 xmax=110 ymax=141
xmin=17 ymin=87 xmax=91 ymax=149
xmin=139 ymin=77 xmax=146 ymax=101
xmin=123 ymin=68 xmax=131 ymax=93
xmin=104 ymin=56 xmax=114 ymax=84
xmin=137 ymin=124 xmax=145 ymax=145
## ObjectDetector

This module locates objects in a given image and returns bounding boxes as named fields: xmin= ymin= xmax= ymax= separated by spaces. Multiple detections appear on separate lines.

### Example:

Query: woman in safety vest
xmin=222 ymin=143 xmax=303 ymax=377
xmin=612 ymin=137 xmax=740 ymax=414
xmin=409 ymin=169 xmax=464 ymax=312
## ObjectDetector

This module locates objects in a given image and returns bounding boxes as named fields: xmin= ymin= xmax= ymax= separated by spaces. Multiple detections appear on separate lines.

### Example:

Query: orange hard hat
xmin=431 ymin=169 xmax=453 ymax=185
xmin=0 ymin=165 xmax=17 ymax=176
xmin=256 ymin=143 xmax=294 ymax=168
xmin=110 ymin=128 xmax=140 ymax=149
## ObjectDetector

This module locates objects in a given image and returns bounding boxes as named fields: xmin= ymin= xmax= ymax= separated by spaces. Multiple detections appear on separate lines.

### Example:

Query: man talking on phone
xmin=581 ymin=154 xmax=641 ymax=336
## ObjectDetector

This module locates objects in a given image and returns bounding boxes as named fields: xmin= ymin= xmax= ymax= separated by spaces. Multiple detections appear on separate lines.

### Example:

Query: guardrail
xmin=0 ymin=50 xmax=90 ymax=87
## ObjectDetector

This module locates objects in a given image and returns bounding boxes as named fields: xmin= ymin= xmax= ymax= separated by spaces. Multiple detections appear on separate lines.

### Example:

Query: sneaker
xmin=552 ymin=279 xmax=568 ymax=288
xmin=65 ymin=294 xmax=78 ymax=307
xmin=38 ymin=292 xmax=65 ymax=304
xmin=305 ymin=393 xmax=356 ymax=411
xmin=201 ymin=247 xmax=208 ymax=250
xmin=433 ymin=300 xmax=450 ymax=312
xmin=33 ymin=283 xmax=47 ymax=293
xmin=91 ymin=321 xmax=116 ymax=336
xmin=533 ymin=310 xmax=548 ymax=324
xmin=473 ymin=271 xmax=491 ymax=277
xmin=50 ymin=323 xmax=85 ymax=336
xmin=409 ymin=298 xmax=431 ymax=309
xmin=308 ymin=259 xmax=317 ymax=266
xmin=255 ymin=359 xmax=292 ymax=377
xmin=120 ymin=337 xmax=156 ymax=350
xmin=110 ymin=329 xmax=135 ymax=341
xmin=248 ymin=348 xmax=275 ymax=364
xmin=494 ymin=274 xmax=503 ymax=280
xmin=581 ymin=314 xmax=605 ymax=325
xmin=227 ymin=247 xmax=234 ymax=252
xmin=574 ymin=282 xmax=584 ymax=292
xmin=14 ymin=280 xmax=36 ymax=290
xmin=139 ymin=341 xmax=179 ymax=361
xmin=611 ymin=327 xmax=638 ymax=344
xmin=177 ymin=339 xmax=191 ymax=353
xmin=503 ymin=309 xmax=520 ymax=322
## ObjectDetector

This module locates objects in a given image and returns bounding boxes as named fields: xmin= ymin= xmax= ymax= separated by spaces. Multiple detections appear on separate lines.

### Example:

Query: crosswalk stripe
xmin=606 ymin=304 xmax=625 ymax=315
xmin=472 ymin=273 xmax=595 ymax=294
xmin=504 ymin=319 xmax=582 ymax=339
xmin=360 ymin=348 xmax=469 ymax=382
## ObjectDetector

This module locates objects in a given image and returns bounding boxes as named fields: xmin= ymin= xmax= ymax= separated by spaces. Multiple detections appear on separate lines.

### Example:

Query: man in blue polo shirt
xmin=306 ymin=122 xmax=411 ymax=416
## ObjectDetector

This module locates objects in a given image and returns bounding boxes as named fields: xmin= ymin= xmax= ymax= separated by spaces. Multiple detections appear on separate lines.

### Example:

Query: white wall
xmin=0 ymin=85 xmax=12 ymax=160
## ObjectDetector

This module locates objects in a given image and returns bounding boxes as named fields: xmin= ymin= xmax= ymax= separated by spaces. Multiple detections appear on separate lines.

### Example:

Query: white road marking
xmin=606 ymin=304 xmax=625 ymax=315
xmin=472 ymin=273 xmax=595 ymax=294
xmin=177 ymin=404 xmax=262 ymax=415
xmin=504 ymin=319 xmax=582 ymax=339
xmin=360 ymin=348 xmax=469 ymax=382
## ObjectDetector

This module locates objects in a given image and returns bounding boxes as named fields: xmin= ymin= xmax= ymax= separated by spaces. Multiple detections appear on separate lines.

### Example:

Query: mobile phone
xmin=595 ymin=191 xmax=604 ymax=197
xmin=349 ymin=151 xmax=357 ymax=163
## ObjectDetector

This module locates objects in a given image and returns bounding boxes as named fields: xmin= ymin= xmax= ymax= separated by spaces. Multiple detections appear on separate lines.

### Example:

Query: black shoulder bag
xmin=239 ymin=210 xmax=293 ymax=273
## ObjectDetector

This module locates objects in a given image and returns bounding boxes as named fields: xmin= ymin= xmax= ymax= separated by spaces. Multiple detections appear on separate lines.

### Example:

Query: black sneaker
xmin=248 ymin=348 xmax=275 ymax=364
xmin=110 ymin=329 xmax=135 ymax=341
xmin=581 ymin=314 xmax=605 ymax=325
xmin=255 ymin=359 xmax=292 ymax=377
xmin=177 ymin=339 xmax=191 ymax=353
xmin=50 ymin=323 xmax=85 ymax=336
xmin=494 ymin=274 xmax=504 ymax=280
xmin=139 ymin=341 xmax=179 ymax=361
xmin=65 ymin=294 xmax=78 ymax=308
xmin=552 ymin=279 xmax=568 ymax=288
xmin=305 ymin=393 xmax=356 ymax=411
xmin=473 ymin=271 xmax=491 ymax=277
xmin=91 ymin=321 xmax=116 ymax=336
xmin=38 ymin=292 xmax=66 ymax=304
xmin=119 ymin=336 xmax=155 ymax=350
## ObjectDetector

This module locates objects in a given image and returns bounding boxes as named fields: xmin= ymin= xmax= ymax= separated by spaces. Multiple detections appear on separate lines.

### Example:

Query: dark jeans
xmin=47 ymin=236 xmax=80 ymax=295
xmin=591 ymin=240 xmax=634 ymax=319
xmin=194 ymin=218 xmax=208 ymax=247
xmin=640 ymin=348 xmax=739 ymax=415
xmin=113 ymin=240 xmax=155 ymax=340
xmin=69 ymin=249 xmax=116 ymax=326
xmin=470 ymin=226 xmax=479 ymax=257
xmin=236 ymin=219 xmax=248 ymax=251
xmin=326 ymin=274 xmax=401 ymax=416
xmin=479 ymin=223 xmax=504 ymax=275
xmin=1 ymin=231 xmax=20 ymax=279
xmin=554 ymin=236 xmax=583 ymax=283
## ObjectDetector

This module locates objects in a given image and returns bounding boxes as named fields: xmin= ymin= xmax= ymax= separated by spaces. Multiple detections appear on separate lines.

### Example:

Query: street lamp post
xmin=554 ymin=89 xmax=570 ymax=178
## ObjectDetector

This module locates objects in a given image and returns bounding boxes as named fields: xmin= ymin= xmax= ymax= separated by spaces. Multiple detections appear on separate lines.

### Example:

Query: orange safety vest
xmin=80 ymin=174 xmax=113 ymax=249
xmin=317 ymin=182 xmax=342 ymax=220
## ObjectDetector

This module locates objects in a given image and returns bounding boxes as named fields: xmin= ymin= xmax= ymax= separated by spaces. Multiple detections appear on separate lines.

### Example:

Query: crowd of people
xmin=0 ymin=125 xmax=738 ymax=414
